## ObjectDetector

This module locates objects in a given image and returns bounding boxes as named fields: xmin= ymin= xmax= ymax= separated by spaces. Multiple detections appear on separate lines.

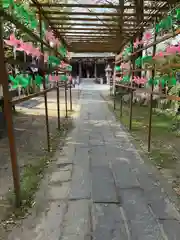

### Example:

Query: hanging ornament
xmin=148 ymin=77 xmax=158 ymax=86
xmin=115 ymin=66 xmax=121 ymax=71
xmin=4 ymin=34 xmax=20 ymax=47
xmin=176 ymin=8 xmax=180 ymax=21
xmin=135 ymin=57 xmax=142 ymax=67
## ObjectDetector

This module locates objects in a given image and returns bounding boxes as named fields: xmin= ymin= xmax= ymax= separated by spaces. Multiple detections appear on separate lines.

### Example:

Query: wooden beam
xmin=30 ymin=3 xmax=169 ymax=10
xmin=61 ymin=32 xmax=119 ymax=35
xmin=51 ymin=22 xmax=139 ymax=27
xmin=55 ymin=27 xmax=128 ymax=31
xmin=55 ymin=27 xmax=136 ymax=32
xmin=65 ymin=35 xmax=119 ymax=39
xmin=30 ymin=0 xmax=68 ymax=48
xmin=43 ymin=11 xmax=163 ymax=17
xmin=47 ymin=17 xmax=155 ymax=22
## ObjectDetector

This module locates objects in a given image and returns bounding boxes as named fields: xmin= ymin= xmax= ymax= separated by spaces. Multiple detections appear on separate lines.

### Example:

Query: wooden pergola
xmin=30 ymin=0 xmax=178 ymax=53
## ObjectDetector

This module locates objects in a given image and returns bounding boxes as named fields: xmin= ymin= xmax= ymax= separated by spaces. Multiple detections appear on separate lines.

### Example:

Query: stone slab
xmin=92 ymin=204 xmax=129 ymax=240
xmin=33 ymin=201 xmax=67 ymax=240
xmin=50 ymin=171 xmax=71 ymax=183
xmin=120 ymin=188 xmax=165 ymax=240
xmin=159 ymin=219 xmax=180 ymax=239
xmin=49 ymin=183 xmax=70 ymax=200
xmin=62 ymin=200 xmax=90 ymax=238
xmin=111 ymin=160 xmax=140 ymax=189
xmin=92 ymin=166 xmax=118 ymax=203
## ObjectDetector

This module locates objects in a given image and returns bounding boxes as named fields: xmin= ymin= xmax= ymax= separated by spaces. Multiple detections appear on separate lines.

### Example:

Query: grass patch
xmin=6 ymin=118 xmax=73 ymax=220
xmin=107 ymin=95 xmax=180 ymax=171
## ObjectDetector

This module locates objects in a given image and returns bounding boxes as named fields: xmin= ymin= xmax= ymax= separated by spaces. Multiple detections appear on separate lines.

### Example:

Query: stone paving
xmin=58 ymin=80 xmax=180 ymax=240
xmin=6 ymin=80 xmax=180 ymax=240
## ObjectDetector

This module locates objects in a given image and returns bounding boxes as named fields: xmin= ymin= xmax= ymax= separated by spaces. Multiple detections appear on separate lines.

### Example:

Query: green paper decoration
xmin=48 ymin=56 xmax=61 ymax=66
xmin=176 ymin=9 xmax=180 ymax=21
xmin=122 ymin=75 xmax=130 ymax=82
xmin=61 ymin=75 xmax=68 ymax=81
xmin=161 ymin=16 xmax=173 ymax=30
xmin=45 ymin=75 xmax=49 ymax=83
xmin=169 ymin=77 xmax=177 ymax=86
xmin=2 ymin=0 xmax=14 ymax=8
xmin=135 ymin=57 xmax=142 ymax=67
xmin=148 ymin=77 xmax=158 ymax=86
xmin=142 ymin=56 xmax=152 ymax=64
xmin=9 ymin=75 xmax=19 ymax=89
xmin=155 ymin=23 xmax=160 ymax=33
xmin=35 ymin=75 xmax=43 ymax=86
xmin=160 ymin=78 xmax=166 ymax=88
xmin=66 ymin=65 xmax=72 ymax=72
xmin=59 ymin=46 xmax=67 ymax=58
xmin=115 ymin=66 xmax=121 ymax=71
xmin=9 ymin=75 xmax=32 ymax=88
xmin=16 ymin=75 xmax=30 ymax=88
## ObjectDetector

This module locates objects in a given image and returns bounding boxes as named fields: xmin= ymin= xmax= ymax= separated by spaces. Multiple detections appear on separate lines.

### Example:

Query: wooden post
xmin=0 ymin=17 xmax=21 ymax=207
xmin=38 ymin=8 xmax=50 ymax=152
xmin=148 ymin=21 xmax=157 ymax=152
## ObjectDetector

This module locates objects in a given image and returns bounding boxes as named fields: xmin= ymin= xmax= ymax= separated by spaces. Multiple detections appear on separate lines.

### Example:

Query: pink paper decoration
xmin=133 ymin=38 xmax=140 ymax=48
xmin=16 ymin=40 xmax=26 ymax=52
xmin=45 ymin=30 xmax=54 ymax=42
xmin=68 ymin=75 xmax=72 ymax=82
xmin=53 ymin=38 xmax=61 ymax=47
xmin=144 ymin=32 xmax=152 ymax=41
xmin=49 ymin=75 xmax=59 ymax=82
xmin=153 ymin=51 xmax=165 ymax=59
xmin=166 ymin=45 xmax=178 ymax=54
xmin=49 ymin=75 xmax=53 ymax=81
xmin=54 ymin=75 xmax=59 ymax=82
xmin=133 ymin=38 xmax=144 ymax=48
xmin=4 ymin=34 xmax=20 ymax=46
xmin=133 ymin=76 xmax=147 ymax=84
xmin=121 ymin=63 xmax=130 ymax=69
xmin=44 ymin=53 xmax=48 ymax=62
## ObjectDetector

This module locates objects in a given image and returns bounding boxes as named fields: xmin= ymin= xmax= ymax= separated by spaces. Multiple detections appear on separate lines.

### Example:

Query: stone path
xmin=59 ymin=80 xmax=180 ymax=240
xmin=6 ymin=80 xmax=180 ymax=240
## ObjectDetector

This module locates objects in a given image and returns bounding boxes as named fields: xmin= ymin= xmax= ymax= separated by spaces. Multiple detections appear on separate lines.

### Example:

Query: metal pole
xmin=148 ymin=21 xmax=157 ymax=152
xmin=69 ymin=81 xmax=72 ymax=111
xmin=57 ymin=80 xmax=60 ymax=130
xmin=65 ymin=82 xmax=68 ymax=118
xmin=113 ymin=85 xmax=116 ymax=110
xmin=120 ymin=95 xmax=123 ymax=118
xmin=129 ymin=40 xmax=135 ymax=131
xmin=129 ymin=90 xmax=133 ymax=130
xmin=0 ymin=17 xmax=21 ymax=207
xmin=38 ymin=8 xmax=50 ymax=152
